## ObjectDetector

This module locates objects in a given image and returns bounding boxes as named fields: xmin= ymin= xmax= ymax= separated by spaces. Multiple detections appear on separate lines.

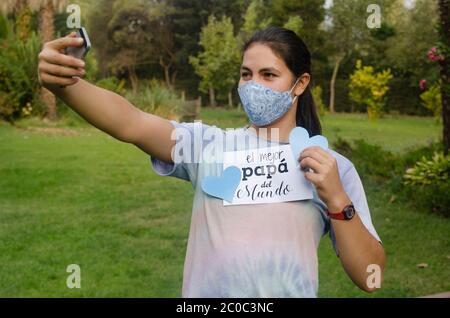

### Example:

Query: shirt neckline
xmin=243 ymin=125 xmax=290 ymax=145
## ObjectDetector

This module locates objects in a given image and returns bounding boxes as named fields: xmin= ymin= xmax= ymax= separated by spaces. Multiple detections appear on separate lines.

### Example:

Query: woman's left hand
xmin=299 ymin=146 xmax=351 ymax=213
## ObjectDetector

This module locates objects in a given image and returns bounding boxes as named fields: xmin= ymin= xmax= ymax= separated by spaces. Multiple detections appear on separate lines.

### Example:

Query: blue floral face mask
xmin=237 ymin=78 xmax=301 ymax=126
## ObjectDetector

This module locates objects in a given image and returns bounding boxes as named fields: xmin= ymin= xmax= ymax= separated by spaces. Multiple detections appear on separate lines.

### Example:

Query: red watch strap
xmin=327 ymin=211 xmax=346 ymax=220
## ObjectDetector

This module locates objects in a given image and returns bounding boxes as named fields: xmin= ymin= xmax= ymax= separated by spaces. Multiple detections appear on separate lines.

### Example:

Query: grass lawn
xmin=0 ymin=109 xmax=448 ymax=297
xmin=199 ymin=108 xmax=442 ymax=153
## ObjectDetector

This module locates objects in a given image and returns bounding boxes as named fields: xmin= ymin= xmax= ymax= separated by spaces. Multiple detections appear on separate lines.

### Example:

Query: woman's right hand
xmin=37 ymin=33 xmax=176 ymax=163
xmin=38 ymin=32 xmax=86 ymax=91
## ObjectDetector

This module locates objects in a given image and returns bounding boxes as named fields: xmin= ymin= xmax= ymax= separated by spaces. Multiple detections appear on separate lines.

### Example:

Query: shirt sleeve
xmin=312 ymin=149 xmax=382 ymax=256
xmin=149 ymin=120 xmax=211 ymax=188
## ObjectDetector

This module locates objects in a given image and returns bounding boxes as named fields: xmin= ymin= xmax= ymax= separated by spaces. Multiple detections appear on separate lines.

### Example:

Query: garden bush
xmin=349 ymin=60 xmax=393 ymax=120
xmin=125 ymin=80 xmax=182 ymax=120
xmin=0 ymin=20 xmax=41 ymax=122
xmin=332 ymin=137 xmax=400 ymax=181
xmin=96 ymin=76 xmax=126 ymax=96
xmin=332 ymin=137 xmax=448 ymax=217
xmin=403 ymin=152 xmax=450 ymax=217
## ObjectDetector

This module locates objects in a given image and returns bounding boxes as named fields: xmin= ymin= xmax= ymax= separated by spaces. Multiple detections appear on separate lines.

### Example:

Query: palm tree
xmin=1 ymin=0 xmax=69 ymax=120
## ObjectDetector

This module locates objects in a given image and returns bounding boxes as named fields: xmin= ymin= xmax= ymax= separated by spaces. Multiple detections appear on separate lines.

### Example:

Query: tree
xmin=326 ymin=0 xmax=393 ymax=113
xmin=155 ymin=11 xmax=178 ymax=89
xmin=88 ymin=0 xmax=178 ymax=93
xmin=242 ymin=0 xmax=272 ymax=33
xmin=326 ymin=0 xmax=369 ymax=113
xmin=283 ymin=15 xmax=303 ymax=36
xmin=437 ymin=0 xmax=450 ymax=154
xmin=189 ymin=15 xmax=241 ymax=107
xmin=164 ymin=0 xmax=248 ymax=95
xmin=384 ymin=0 xmax=439 ymax=84
xmin=270 ymin=0 xmax=326 ymax=57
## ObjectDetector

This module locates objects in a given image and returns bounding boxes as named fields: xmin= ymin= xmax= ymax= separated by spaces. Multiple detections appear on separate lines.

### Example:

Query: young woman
xmin=38 ymin=26 xmax=385 ymax=297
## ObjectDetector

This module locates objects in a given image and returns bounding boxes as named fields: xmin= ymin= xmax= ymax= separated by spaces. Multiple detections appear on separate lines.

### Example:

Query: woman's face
xmin=239 ymin=43 xmax=296 ymax=93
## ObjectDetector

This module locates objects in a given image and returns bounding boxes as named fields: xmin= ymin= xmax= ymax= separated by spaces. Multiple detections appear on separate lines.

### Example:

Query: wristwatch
xmin=327 ymin=202 xmax=356 ymax=221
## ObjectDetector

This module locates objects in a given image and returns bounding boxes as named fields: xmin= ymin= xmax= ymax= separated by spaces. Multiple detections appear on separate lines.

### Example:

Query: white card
xmin=223 ymin=144 xmax=313 ymax=206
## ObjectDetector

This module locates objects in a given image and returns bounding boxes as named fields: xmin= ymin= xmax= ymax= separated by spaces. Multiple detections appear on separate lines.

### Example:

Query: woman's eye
xmin=241 ymin=73 xmax=250 ymax=79
xmin=264 ymin=73 xmax=276 ymax=78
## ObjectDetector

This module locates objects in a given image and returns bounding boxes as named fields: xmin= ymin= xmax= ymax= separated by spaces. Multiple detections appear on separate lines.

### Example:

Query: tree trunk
xmin=228 ymin=91 xmax=233 ymax=109
xmin=163 ymin=65 xmax=172 ymax=89
xmin=196 ymin=96 xmax=202 ymax=115
xmin=209 ymin=86 xmax=216 ymax=108
xmin=171 ymin=70 xmax=178 ymax=88
xmin=159 ymin=56 xmax=176 ymax=90
xmin=40 ymin=1 xmax=57 ymax=121
xmin=128 ymin=65 xmax=139 ymax=94
xmin=439 ymin=0 xmax=450 ymax=154
xmin=329 ymin=55 xmax=343 ymax=114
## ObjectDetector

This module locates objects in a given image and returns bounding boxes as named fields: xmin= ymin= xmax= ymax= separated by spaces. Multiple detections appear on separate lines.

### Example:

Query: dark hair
xmin=242 ymin=26 xmax=322 ymax=136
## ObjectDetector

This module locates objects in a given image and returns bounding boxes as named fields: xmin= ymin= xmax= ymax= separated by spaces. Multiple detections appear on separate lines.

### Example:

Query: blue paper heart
xmin=201 ymin=166 xmax=242 ymax=203
xmin=289 ymin=127 xmax=329 ymax=161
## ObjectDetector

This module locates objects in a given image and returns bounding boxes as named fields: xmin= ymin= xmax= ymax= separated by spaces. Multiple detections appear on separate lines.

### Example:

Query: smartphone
xmin=65 ymin=27 xmax=91 ymax=59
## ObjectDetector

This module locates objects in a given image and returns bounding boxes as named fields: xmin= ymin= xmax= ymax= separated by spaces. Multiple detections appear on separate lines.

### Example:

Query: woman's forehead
xmin=242 ymin=43 xmax=289 ymax=72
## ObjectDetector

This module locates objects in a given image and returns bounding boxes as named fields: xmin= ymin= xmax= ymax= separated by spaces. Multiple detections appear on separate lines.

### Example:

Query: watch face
xmin=344 ymin=205 xmax=355 ymax=219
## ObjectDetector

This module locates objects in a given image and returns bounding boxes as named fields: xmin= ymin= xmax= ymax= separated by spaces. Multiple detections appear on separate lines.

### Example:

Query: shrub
xmin=332 ymin=137 xmax=400 ymax=181
xmin=349 ymin=60 xmax=393 ymax=120
xmin=403 ymin=152 xmax=449 ymax=186
xmin=420 ymin=83 xmax=442 ymax=121
xmin=96 ymin=77 xmax=126 ymax=96
xmin=125 ymin=80 xmax=182 ymax=120
xmin=334 ymin=136 xmax=449 ymax=217
xmin=0 ymin=22 xmax=41 ymax=122
xmin=403 ymin=152 xmax=450 ymax=216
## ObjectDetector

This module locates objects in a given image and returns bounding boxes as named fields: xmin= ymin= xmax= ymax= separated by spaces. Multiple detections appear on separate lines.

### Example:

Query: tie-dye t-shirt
xmin=150 ymin=121 xmax=381 ymax=298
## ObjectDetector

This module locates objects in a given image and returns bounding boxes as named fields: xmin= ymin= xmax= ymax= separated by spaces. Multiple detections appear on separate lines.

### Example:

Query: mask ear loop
xmin=290 ymin=77 xmax=302 ymax=104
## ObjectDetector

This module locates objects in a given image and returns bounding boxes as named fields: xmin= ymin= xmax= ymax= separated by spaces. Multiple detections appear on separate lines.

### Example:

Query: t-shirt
xmin=149 ymin=120 xmax=381 ymax=298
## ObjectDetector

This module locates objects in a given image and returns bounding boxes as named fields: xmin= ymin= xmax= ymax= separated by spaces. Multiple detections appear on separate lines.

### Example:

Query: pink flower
xmin=428 ymin=47 xmax=444 ymax=62
xmin=419 ymin=79 xmax=427 ymax=91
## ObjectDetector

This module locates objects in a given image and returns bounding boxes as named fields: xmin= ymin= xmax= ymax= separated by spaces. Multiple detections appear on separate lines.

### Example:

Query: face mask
xmin=237 ymin=78 xmax=301 ymax=127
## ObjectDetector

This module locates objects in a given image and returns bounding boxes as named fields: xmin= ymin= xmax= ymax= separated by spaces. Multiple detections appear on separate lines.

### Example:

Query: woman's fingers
xmin=59 ymin=32 xmax=77 ymax=53
xmin=45 ymin=35 xmax=84 ymax=51
xmin=39 ymin=72 xmax=79 ymax=86
xmin=299 ymin=156 xmax=324 ymax=174
xmin=39 ymin=61 xmax=85 ymax=78
xmin=40 ymin=50 xmax=85 ymax=69
xmin=38 ymin=33 xmax=86 ymax=89
xmin=299 ymin=146 xmax=329 ymax=165
xmin=299 ymin=147 xmax=338 ymax=186
xmin=40 ymin=35 xmax=85 ymax=68
xmin=304 ymin=170 xmax=324 ymax=185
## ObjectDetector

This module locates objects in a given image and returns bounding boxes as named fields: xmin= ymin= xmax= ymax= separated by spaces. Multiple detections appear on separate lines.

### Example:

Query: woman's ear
xmin=293 ymin=73 xmax=311 ymax=97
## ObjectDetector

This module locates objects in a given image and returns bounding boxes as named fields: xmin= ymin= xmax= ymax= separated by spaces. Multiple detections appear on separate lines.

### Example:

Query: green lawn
xmin=200 ymin=108 xmax=442 ymax=153
xmin=0 ymin=109 xmax=448 ymax=297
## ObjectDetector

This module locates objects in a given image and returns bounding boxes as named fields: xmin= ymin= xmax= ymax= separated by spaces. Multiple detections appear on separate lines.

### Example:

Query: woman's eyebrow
xmin=241 ymin=66 xmax=280 ymax=74
xmin=259 ymin=67 xmax=280 ymax=74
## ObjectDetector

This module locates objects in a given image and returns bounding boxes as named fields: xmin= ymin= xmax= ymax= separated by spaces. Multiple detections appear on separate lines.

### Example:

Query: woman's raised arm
xmin=38 ymin=33 xmax=176 ymax=163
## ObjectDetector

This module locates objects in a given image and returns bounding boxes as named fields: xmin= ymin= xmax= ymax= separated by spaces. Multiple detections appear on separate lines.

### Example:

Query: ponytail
xmin=296 ymin=86 xmax=322 ymax=136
